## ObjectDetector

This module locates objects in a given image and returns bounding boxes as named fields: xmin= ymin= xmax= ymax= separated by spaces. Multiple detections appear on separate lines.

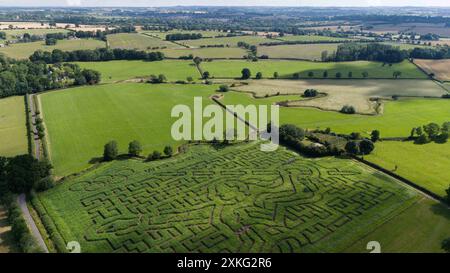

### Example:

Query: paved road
xmin=18 ymin=194 xmax=48 ymax=253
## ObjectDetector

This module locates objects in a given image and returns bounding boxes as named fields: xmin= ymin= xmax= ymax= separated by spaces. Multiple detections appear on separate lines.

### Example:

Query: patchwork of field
xmin=107 ymin=33 xmax=180 ymax=50
xmin=201 ymin=60 xmax=426 ymax=79
xmin=277 ymin=35 xmax=352 ymax=42
xmin=141 ymin=30 xmax=227 ymax=39
xmin=160 ymin=47 xmax=248 ymax=59
xmin=35 ymin=142 xmax=418 ymax=253
xmin=258 ymin=44 xmax=339 ymax=60
xmin=365 ymin=141 xmax=450 ymax=197
xmin=0 ymin=96 xmax=28 ymax=157
xmin=0 ymin=38 xmax=106 ymax=59
xmin=346 ymin=197 xmax=450 ymax=253
xmin=39 ymin=83 xmax=219 ymax=176
xmin=221 ymin=93 xmax=450 ymax=138
xmin=177 ymin=35 xmax=273 ymax=48
xmin=75 ymin=60 xmax=200 ymax=83
xmin=366 ymin=23 xmax=450 ymax=37
xmin=229 ymin=79 xmax=445 ymax=114
xmin=414 ymin=59 xmax=450 ymax=82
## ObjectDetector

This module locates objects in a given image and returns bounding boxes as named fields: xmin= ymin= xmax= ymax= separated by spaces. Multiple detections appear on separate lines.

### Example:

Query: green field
xmin=178 ymin=35 xmax=273 ymax=48
xmin=75 ymin=60 xmax=200 ymax=83
xmin=35 ymin=142 xmax=419 ymax=253
xmin=0 ymin=96 xmax=28 ymax=157
xmin=258 ymin=44 xmax=339 ymax=60
xmin=201 ymin=60 xmax=426 ymax=79
xmin=160 ymin=47 xmax=248 ymax=59
xmin=39 ymin=83 xmax=219 ymax=176
xmin=3 ymin=28 xmax=70 ymax=39
xmin=107 ymin=33 xmax=180 ymax=50
xmin=141 ymin=30 xmax=227 ymax=39
xmin=366 ymin=141 xmax=450 ymax=197
xmin=221 ymin=93 xmax=450 ymax=138
xmin=277 ymin=35 xmax=353 ymax=42
xmin=0 ymin=38 xmax=106 ymax=59
xmin=347 ymin=197 xmax=450 ymax=253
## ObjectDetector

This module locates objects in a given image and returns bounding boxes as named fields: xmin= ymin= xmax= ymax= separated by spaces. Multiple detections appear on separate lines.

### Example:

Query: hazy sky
xmin=0 ymin=0 xmax=449 ymax=7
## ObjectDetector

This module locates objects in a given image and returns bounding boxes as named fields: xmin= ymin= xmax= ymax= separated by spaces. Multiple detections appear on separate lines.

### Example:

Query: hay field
xmin=107 ymin=33 xmax=181 ymax=50
xmin=258 ymin=44 xmax=339 ymax=60
xmin=230 ymin=79 xmax=445 ymax=114
xmin=414 ymin=59 xmax=450 ymax=82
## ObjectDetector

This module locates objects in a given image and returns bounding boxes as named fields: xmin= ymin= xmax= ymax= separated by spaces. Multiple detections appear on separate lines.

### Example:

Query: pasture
xmin=277 ymin=35 xmax=352 ymax=42
xmin=258 ymin=44 xmax=339 ymax=60
xmin=0 ymin=96 xmax=28 ymax=157
xmin=75 ymin=60 xmax=200 ymax=83
xmin=107 ymin=33 xmax=180 ymax=50
xmin=414 ymin=59 xmax=450 ymax=82
xmin=177 ymin=35 xmax=273 ymax=48
xmin=141 ymin=30 xmax=226 ymax=39
xmin=365 ymin=141 xmax=450 ymax=197
xmin=221 ymin=93 xmax=450 ymax=138
xmin=39 ymin=83 xmax=219 ymax=176
xmin=0 ymin=38 xmax=106 ymax=59
xmin=346 ymin=197 xmax=450 ymax=253
xmin=35 ymin=142 xmax=418 ymax=253
xmin=230 ymin=79 xmax=445 ymax=114
xmin=200 ymin=60 xmax=426 ymax=79
xmin=2 ymin=28 xmax=70 ymax=39
xmin=160 ymin=47 xmax=247 ymax=59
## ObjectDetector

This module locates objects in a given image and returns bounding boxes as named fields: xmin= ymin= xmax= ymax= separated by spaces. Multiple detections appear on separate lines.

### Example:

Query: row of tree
xmin=0 ymin=56 xmax=100 ymax=98
xmin=103 ymin=140 xmax=174 ymax=161
xmin=29 ymin=48 xmax=165 ymax=64
xmin=165 ymin=33 xmax=202 ymax=41
xmin=410 ymin=122 xmax=449 ymax=144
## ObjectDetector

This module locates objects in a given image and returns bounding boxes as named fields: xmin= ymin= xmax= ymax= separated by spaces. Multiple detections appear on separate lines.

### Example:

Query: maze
xmin=38 ymin=143 xmax=416 ymax=253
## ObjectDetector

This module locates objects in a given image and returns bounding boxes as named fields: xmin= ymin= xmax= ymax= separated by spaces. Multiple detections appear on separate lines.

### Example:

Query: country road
xmin=17 ymin=194 xmax=48 ymax=253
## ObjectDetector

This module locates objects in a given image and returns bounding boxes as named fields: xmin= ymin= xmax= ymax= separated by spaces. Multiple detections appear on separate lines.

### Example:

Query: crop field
xmin=39 ymin=83 xmax=221 ymax=176
xmin=160 ymin=47 xmax=248 ymax=59
xmin=0 ymin=96 xmax=28 ymax=157
xmin=221 ymin=93 xmax=450 ymax=138
xmin=258 ymin=44 xmax=339 ymax=60
xmin=107 ymin=33 xmax=181 ymax=50
xmin=201 ymin=60 xmax=426 ymax=79
xmin=230 ymin=79 xmax=445 ymax=114
xmin=75 ymin=60 xmax=200 ymax=83
xmin=0 ymin=38 xmax=106 ymax=59
xmin=177 ymin=35 xmax=274 ymax=48
xmin=277 ymin=35 xmax=352 ymax=42
xmin=365 ymin=141 xmax=450 ymax=197
xmin=414 ymin=59 xmax=450 ymax=82
xmin=35 ymin=142 xmax=418 ymax=253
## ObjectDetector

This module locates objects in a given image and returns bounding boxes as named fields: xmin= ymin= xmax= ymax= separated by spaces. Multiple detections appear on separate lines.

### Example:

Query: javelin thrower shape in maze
xmin=70 ymin=145 xmax=397 ymax=252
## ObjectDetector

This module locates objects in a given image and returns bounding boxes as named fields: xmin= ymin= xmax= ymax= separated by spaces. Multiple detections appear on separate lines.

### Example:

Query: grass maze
xmin=38 ymin=144 xmax=416 ymax=253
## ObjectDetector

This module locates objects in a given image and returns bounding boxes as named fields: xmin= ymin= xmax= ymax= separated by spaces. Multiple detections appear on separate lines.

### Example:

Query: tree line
xmin=0 ymin=56 xmax=100 ymax=98
xmin=165 ymin=33 xmax=203 ymax=41
xmin=29 ymin=48 xmax=165 ymax=64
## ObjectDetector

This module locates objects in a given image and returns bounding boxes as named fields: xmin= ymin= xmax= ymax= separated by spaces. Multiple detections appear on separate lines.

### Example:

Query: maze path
xmin=63 ymin=144 xmax=413 ymax=253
